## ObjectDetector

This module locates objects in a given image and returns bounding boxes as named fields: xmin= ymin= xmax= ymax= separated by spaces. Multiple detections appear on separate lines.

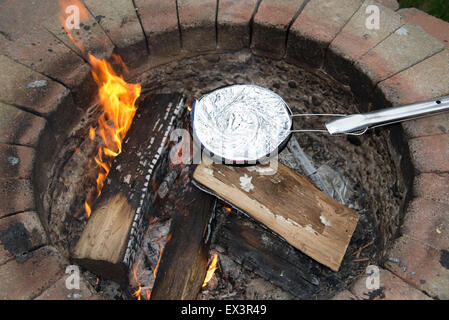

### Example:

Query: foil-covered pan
xmin=191 ymin=84 xmax=292 ymax=163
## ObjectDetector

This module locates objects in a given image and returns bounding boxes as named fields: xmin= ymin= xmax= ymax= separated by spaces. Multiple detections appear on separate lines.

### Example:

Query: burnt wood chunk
xmin=193 ymin=161 xmax=359 ymax=271
xmin=72 ymin=94 xmax=186 ymax=285
xmin=150 ymin=181 xmax=215 ymax=300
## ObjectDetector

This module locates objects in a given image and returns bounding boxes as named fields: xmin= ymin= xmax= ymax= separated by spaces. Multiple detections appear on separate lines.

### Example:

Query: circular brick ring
xmin=0 ymin=0 xmax=448 ymax=300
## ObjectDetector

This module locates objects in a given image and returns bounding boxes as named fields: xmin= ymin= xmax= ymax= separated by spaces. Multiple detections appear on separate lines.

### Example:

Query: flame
xmin=202 ymin=253 xmax=218 ymax=287
xmin=83 ymin=54 xmax=141 ymax=217
xmin=132 ymin=260 xmax=142 ymax=300
xmin=57 ymin=0 xmax=89 ymax=53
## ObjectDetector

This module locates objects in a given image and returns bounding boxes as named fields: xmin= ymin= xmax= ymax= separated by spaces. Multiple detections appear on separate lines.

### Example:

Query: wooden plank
xmin=72 ymin=94 xmax=186 ymax=284
xmin=193 ymin=161 xmax=359 ymax=271
xmin=150 ymin=179 xmax=215 ymax=300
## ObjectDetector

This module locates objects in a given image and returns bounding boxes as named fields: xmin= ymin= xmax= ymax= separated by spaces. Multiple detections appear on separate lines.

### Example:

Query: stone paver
xmin=402 ymin=198 xmax=449 ymax=250
xmin=0 ymin=0 xmax=60 ymax=42
xmin=0 ymin=102 xmax=47 ymax=147
xmin=399 ymin=8 xmax=449 ymax=49
xmin=353 ymin=23 xmax=444 ymax=99
xmin=178 ymin=0 xmax=217 ymax=53
xmin=43 ymin=1 xmax=114 ymax=60
xmin=135 ymin=0 xmax=181 ymax=58
xmin=0 ymin=144 xmax=35 ymax=179
xmin=0 ymin=26 xmax=88 ymax=90
xmin=0 ymin=55 xmax=72 ymax=116
xmin=252 ymin=0 xmax=306 ymax=58
xmin=217 ymin=0 xmax=259 ymax=51
xmin=408 ymin=134 xmax=449 ymax=173
xmin=0 ymin=211 xmax=47 ymax=265
xmin=287 ymin=0 xmax=363 ymax=67
xmin=84 ymin=0 xmax=147 ymax=67
xmin=385 ymin=236 xmax=449 ymax=300
xmin=375 ymin=0 xmax=399 ymax=11
xmin=0 ymin=179 xmax=34 ymax=219
xmin=0 ymin=246 xmax=67 ymax=300
xmin=350 ymin=266 xmax=431 ymax=300
xmin=331 ymin=289 xmax=358 ymax=300
xmin=375 ymin=50 xmax=449 ymax=136
xmin=414 ymin=173 xmax=449 ymax=204
xmin=35 ymin=275 xmax=98 ymax=300
xmin=326 ymin=0 xmax=404 ymax=84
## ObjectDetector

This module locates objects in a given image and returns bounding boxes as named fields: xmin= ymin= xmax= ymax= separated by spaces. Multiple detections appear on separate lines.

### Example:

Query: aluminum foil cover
xmin=193 ymin=84 xmax=292 ymax=161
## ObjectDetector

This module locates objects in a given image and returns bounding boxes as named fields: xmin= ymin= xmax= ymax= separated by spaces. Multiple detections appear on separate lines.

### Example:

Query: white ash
xmin=239 ymin=174 xmax=254 ymax=192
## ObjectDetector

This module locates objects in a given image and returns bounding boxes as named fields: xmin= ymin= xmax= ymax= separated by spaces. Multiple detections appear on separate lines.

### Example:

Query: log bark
xmin=193 ymin=161 xmax=359 ymax=271
xmin=150 ymin=179 xmax=215 ymax=300
xmin=72 ymin=94 xmax=186 ymax=285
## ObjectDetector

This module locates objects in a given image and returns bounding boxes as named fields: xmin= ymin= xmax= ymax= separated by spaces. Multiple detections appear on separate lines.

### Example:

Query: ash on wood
xmin=72 ymin=94 xmax=185 ymax=285
xmin=150 ymin=178 xmax=215 ymax=300
xmin=193 ymin=161 xmax=359 ymax=271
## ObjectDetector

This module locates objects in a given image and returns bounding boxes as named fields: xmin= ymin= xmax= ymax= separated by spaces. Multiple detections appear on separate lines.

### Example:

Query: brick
xmin=0 ymin=144 xmax=35 ymax=179
xmin=377 ymin=50 xmax=449 ymax=107
xmin=0 ymin=55 xmax=71 ymax=116
xmin=287 ymin=0 xmax=363 ymax=67
xmin=0 ymin=211 xmax=47 ymax=265
xmin=375 ymin=0 xmax=399 ymax=11
xmin=0 ymin=26 xmax=89 ymax=90
xmin=0 ymin=179 xmax=34 ymax=218
xmin=178 ymin=0 xmax=217 ymax=53
xmin=353 ymin=23 xmax=444 ymax=98
xmin=0 ymin=0 xmax=60 ymax=42
xmin=0 ymin=102 xmax=47 ymax=147
xmin=0 ymin=246 xmax=67 ymax=300
xmin=414 ymin=173 xmax=449 ymax=204
xmin=83 ymin=0 xmax=147 ymax=68
xmin=43 ymin=1 xmax=114 ymax=61
xmin=402 ymin=198 xmax=449 ymax=250
xmin=326 ymin=0 xmax=404 ymax=84
xmin=217 ymin=0 xmax=259 ymax=51
xmin=135 ymin=0 xmax=181 ymax=57
xmin=385 ymin=236 xmax=449 ymax=299
xmin=331 ymin=289 xmax=358 ymax=300
xmin=252 ymin=0 xmax=306 ymax=58
xmin=402 ymin=113 xmax=449 ymax=139
xmin=350 ymin=266 xmax=431 ymax=300
xmin=399 ymin=8 xmax=449 ymax=49
xmin=35 ymin=275 xmax=97 ymax=300
xmin=408 ymin=134 xmax=449 ymax=173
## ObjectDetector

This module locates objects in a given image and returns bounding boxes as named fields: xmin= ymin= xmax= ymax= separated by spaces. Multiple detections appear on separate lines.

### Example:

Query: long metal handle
xmin=325 ymin=95 xmax=449 ymax=135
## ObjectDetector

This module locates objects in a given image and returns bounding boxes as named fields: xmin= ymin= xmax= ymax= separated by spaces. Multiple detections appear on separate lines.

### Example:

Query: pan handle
xmin=325 ymin=95 xmax=449 ymax=135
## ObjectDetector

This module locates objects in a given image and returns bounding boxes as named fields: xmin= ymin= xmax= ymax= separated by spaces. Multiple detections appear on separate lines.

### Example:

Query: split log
xmin=72 ymin=94 xmax=186 ymax=285
xmin=150 ymin=178 xmax=216 ymax=300
xmin=192 ymin=161 xmax=359 ymax=271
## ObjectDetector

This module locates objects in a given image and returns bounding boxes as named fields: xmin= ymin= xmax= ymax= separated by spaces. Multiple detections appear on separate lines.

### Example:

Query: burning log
xmin=150 ymin=178 xmax=216 ymax=300
xmin=72 ymin=94 xmax=186 ymax=284
xmin=192 ymin=161 xmax=359 ymax=271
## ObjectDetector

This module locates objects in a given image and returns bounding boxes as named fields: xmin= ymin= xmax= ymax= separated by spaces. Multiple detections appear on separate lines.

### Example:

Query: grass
xmin=398 ymin=0 xmax=449 ymax=22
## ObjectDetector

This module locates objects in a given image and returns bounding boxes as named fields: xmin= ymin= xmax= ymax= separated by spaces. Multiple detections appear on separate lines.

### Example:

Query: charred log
xmin=72 ymin=93 xmax=186 ymax=285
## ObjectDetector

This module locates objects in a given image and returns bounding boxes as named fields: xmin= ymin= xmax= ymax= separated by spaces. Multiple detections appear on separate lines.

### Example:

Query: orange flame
xmin=132 ymin=260 xmax=142 ymax=300
xmin=202 ymin=253 xmax=218 ymax=287
xmin=84 ymin=54 xmax=141 ymax=217
xmin=57 ymin=0 xmax=89 ymax=53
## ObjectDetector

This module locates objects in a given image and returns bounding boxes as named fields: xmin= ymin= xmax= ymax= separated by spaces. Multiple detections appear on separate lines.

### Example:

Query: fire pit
xmin=0 ymin=0 xmax=448 ymax=300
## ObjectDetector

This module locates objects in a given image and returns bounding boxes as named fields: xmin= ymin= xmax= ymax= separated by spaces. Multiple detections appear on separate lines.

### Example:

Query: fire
xmin=84 ymin=54 xmax=141 ymax=217
xmin=56 ymin=0 xmax=141 ymax=218
xmin=202 ymin=253 xmax=219 ymax=287
xmin=132 ymin=260 xmax=142 ymax=300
